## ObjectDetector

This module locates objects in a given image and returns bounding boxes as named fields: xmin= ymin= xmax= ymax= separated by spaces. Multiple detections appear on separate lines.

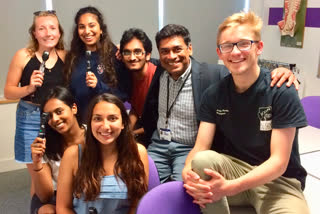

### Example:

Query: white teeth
xmin=56 ymin=122 xmax=64 ymax=128
xmin=100 ymin=132 xmax=111 ymax=136
xmin=231 ymin=59 xmax=244 ymax=63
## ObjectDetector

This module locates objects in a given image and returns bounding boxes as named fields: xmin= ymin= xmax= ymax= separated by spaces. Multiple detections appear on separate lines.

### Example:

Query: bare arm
xmin=227 ymin=127 xmax=295 ymax=195
xmin=56 ymin=145 xmax=78 ymax=214
xmin=30 ymin=137 xmax=54 ymax=202
xmin=4 ymin=49 xmax=43 ymax=99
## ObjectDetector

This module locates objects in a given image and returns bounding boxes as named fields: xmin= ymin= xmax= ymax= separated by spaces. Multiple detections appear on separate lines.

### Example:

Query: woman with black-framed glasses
xmin=4 ymin=10 xmax=66 ymax=213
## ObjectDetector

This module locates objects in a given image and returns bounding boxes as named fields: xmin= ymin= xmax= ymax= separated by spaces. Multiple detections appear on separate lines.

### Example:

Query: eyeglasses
xmin=33 ymin=10 xmax=56 ymax=16
xmin=122 ymin=49 xmax=145 ymax=57
xmin=218 ymin=40 xmax=259 ymax=53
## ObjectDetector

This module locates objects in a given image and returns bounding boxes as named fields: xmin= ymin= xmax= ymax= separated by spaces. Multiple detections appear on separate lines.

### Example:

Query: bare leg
xmin=27 ymin=163 xmax=35 ymax=196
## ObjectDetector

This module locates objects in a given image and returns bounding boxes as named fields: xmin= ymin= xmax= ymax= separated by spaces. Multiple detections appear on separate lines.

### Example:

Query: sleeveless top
xmin=43 ymin=156 xmax=60 ymax=190
xmin=20 ymin=53 xmax=64 ymax=104
xmin=73 ymin=145 xmax=130 ymax=214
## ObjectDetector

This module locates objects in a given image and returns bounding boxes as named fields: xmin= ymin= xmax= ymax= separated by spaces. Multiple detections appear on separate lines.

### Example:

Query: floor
xmin=0 ymin=126 xmax=319 ymax=214
xmin=0 ymin=168 xmax=30 ymax=214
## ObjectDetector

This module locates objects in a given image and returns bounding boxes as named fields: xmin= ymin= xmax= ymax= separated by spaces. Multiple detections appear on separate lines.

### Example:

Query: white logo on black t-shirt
xmin=216 ymin=109 xmax=229 ymax=115
xmin=258 ymin=106 xmax=272 ymax=131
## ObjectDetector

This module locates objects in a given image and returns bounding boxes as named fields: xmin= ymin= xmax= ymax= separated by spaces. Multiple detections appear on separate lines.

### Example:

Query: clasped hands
xmin=183 ymin=168 xmax=233 ymax=208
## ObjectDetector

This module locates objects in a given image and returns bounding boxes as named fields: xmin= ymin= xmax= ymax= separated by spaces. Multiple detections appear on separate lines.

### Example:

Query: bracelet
xmin=33 ymin=166 xmax=43 ymax=172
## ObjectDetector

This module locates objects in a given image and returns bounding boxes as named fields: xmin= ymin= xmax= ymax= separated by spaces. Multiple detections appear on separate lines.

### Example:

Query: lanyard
xmin=165 ymin=71 xmax=192 ymax=126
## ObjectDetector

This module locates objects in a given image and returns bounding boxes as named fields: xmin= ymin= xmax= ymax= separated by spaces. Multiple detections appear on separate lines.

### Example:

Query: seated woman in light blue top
xmin=56 ymin=93 xmax=149 ymax=214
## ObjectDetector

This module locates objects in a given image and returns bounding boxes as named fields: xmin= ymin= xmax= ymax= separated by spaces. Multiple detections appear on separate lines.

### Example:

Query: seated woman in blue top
xmin=63 ymin=6 xmax=130 ymax=123
xmin=30 ymin=86 xmax=86 ymax=214
xmin=56 ymin=93 xmax=149 ymax=214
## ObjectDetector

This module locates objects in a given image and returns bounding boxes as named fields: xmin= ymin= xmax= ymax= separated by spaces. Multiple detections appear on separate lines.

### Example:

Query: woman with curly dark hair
xmin=64 ymin=6 xmax=130 ymax=124
xmin=56 ymin=93 xmax=148 ymax=214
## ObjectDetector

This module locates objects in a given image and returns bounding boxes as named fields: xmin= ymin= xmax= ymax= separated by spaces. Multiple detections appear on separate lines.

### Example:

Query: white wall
xmin=0 ymin=0 xmax=44 ymax=173
xmin=250 ymin=0 xmax=320 ymax=97
xmin=0 ymin=0 xmax=43 ymax=98
xmin=164 ymin=0 xmax=245 ymax=64
xmin=0 ymin=102 xmax=25 ymax=173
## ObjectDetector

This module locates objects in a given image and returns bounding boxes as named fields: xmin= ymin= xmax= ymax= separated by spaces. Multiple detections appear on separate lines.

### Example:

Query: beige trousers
xmin=191 ymin=150 xmax=310 ymax=214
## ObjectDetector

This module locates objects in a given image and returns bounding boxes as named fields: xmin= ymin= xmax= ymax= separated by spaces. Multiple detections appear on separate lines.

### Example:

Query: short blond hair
xmin=217 ymin=11 xmax=262 ymax=46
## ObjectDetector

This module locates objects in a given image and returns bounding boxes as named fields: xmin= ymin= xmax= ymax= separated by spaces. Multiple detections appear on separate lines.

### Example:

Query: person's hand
xmin=183 ymin=169 xmax=212 ymax=208
xmin=28 ymin=70 xmax=44 ymax=93
xmin=31 ymin=137 xmax=46 ymax=163
xmin=270 ymin=67 xmax=299 ymax=90
xmin=198 ymin=169 xmax=231 ymax=202
xmin=115 ymin=44 xmax=122 ymax=61
xmin=184 ymin=169 xmax=232 ymax=208
xmin=86 ymin=71 xmax=98 ymax=88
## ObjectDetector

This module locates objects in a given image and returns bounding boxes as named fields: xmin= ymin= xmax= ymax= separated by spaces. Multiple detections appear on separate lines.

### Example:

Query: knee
xmin=38 ymin=204 xmax=56 ymax=214
xmin=191 ymin=150 xmax=220 ymax=181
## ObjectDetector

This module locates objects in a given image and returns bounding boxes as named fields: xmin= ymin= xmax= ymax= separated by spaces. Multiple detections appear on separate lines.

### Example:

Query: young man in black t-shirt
xmin=182 ymin=11 xmax=309 ymax=214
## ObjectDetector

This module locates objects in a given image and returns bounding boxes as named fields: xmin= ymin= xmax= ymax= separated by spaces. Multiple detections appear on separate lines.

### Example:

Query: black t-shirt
xmin=199 ymin=68 xmax=308 ymax=189
xmin=21 ymin=55 xmax=64 ymax=104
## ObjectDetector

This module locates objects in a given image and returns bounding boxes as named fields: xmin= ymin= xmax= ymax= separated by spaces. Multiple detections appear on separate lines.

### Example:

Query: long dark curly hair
xmin=64 ymin=6 xmax=117 ymax=87
xmin=73 ymin=93 xmax=147 ymax=207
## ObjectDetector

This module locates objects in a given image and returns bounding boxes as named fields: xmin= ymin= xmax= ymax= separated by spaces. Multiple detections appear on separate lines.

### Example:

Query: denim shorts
xmin=30 ymin=193 xmax=56 ymax=214
xmin=15 ymin=100 xmax=40 ymax=163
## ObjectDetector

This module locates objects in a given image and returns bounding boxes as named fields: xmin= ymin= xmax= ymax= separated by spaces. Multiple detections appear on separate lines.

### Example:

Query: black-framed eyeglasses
xmin=218 ymin=40 xmax=259 ymax=53
xmin=33 ymin=10 xmax=56 ymax=16
xmin=122 ymin=49 xmax=145 ymax=57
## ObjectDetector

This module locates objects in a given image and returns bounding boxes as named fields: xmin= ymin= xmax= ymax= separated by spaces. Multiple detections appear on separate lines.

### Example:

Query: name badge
xmin=159 ymin=128 xmax=172 ymax=141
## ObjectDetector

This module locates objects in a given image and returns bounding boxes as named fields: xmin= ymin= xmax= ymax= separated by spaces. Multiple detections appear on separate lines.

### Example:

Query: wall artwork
xmin=277 ymin=0 xmax=307 ymax=48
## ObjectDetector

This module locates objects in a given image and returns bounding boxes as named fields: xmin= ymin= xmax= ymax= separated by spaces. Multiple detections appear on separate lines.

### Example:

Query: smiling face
xmin=158 ymin=36 xmax=192 ymax=80
xmin=44 ymin=98 xmax=77 ymax=134
xmin=33 ymin=16 xmax=61 ymax=50
xmin=216 ymin=24 xmax=263 ymax=76
xmin=91 ymin=101 xmax=124 ymax=146
xmin=121 ymin=37 xmax=151 ymax=72
xmin=77 ymin=13 xmax=102 ymax=51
